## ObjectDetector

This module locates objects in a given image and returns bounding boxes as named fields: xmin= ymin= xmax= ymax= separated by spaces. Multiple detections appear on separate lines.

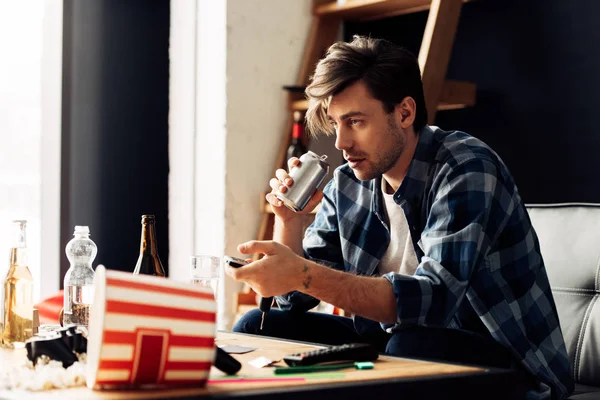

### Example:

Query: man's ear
xmin=395 ymin=97 xmax=416 ymax=128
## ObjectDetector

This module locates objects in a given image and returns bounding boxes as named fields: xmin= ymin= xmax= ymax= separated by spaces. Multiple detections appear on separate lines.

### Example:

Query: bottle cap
xmin=74 ymin=225 xmax=90 ymax=235
xmin=141 ymin=215 xmax=156 ymax=223
xmin=11 ymin=220 xmax=27 ymax=248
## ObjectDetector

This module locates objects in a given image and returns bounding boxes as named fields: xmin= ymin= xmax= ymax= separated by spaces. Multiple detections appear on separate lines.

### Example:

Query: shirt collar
xmin=371 ymin=125 xmax=439 ymax=217
xmin=396 ymin=125 xmax=439 ymax=204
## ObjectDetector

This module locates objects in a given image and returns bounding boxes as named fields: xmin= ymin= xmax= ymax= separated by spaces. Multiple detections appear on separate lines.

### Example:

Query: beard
xmin=348 ymin=115 xmax=406 ymax=181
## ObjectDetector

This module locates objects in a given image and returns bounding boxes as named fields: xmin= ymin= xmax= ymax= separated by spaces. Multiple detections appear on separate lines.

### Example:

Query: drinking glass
xmin=190 ymin=255 xmax=221 ymax=299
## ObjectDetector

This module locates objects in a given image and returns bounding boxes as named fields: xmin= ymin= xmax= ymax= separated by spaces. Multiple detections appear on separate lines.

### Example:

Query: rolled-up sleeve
xmin=381 ymin=158 xmax=514 ymax=331
xmin=276 ymin=179 xmax=345 ymax=312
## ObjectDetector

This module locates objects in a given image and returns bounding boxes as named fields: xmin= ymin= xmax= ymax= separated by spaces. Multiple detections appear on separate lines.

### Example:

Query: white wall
xmin=170 ymin=0 xmax=313 ymax=330
xmin=0 ymin=1 xmax=62 ymax=301
xmin=222 ymin=0 xmax=312 ymax=328
xmin=40 ymin=0 xmax=63 ymax=300
xmin=169 ymin=0 xmax=197 ymax=285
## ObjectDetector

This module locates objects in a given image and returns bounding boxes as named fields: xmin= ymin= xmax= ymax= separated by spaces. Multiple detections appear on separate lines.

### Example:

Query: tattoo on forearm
xmin=302 ymin=264 xmax=312 ymax=289
xmin=302 ymin=275 xmax=312 ymax=289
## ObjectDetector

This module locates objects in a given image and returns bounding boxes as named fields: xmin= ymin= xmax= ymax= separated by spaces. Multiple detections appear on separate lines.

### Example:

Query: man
xmin=226 ymin=36 xmax=573 ymax=399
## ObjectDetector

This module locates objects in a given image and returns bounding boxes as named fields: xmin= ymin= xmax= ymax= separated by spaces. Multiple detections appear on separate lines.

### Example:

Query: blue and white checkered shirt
xmin=276 ymin=126 xmax=573 ymax=399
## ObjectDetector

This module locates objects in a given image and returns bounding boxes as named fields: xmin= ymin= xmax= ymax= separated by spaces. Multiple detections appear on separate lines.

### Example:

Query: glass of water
xmin=190 ymin=255 xmax=221 ymax=299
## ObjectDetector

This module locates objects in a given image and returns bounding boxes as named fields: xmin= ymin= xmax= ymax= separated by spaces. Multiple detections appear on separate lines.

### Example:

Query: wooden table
xmin=0 ymin=331 xmax=527 ymax=399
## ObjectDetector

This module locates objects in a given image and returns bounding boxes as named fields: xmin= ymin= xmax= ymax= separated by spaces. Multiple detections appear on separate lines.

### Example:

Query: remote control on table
xmin=283 ymin=343 xmax=378 ymax=367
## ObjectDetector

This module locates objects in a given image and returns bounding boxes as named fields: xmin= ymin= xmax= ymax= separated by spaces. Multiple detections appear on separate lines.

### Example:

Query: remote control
xmin=283 ymin=343 xmax=378 ymax=367
xmin=223 ymin=256 xmax=249 ymax=268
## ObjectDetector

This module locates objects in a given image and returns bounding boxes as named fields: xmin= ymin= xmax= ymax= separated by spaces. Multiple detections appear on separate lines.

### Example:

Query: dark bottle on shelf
xmin=286 ymin=111 xmax=308 ymax=161
xmin=133 ymin=215 xmax=166 ymax=277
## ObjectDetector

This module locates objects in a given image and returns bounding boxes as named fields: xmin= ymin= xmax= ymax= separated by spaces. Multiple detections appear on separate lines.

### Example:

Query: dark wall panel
xmin=61 ymin=0 xmax=170 ymax=280
xmin=346 ymin=0 xmax=600 ymax=203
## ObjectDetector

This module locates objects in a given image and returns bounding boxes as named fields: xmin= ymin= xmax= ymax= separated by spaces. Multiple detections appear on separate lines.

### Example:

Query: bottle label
xmin=292 ymin=122 xmax=303 ymax=139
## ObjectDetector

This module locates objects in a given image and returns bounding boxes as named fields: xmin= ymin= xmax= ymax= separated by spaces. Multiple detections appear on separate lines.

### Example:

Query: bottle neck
xmin=140 ymin=222 xmax=158 ymax=255
xmin=10 ymin=220 xmax=28 ymax=267
xmin=9 ymin=247 xmax=27 ymax=267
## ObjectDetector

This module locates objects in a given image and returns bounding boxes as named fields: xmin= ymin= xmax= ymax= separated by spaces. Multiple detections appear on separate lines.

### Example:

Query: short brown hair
xmin=305 ymin=36 xmax=427 ymax=137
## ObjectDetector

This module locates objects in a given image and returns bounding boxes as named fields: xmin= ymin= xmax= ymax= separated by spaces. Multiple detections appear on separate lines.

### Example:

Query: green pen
xmin=274 ymin=362 xmax=374 ymax=375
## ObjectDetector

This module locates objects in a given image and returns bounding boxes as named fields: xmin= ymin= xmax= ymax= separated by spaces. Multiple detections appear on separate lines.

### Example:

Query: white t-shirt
xmin=378 ymin=178 xmax=419 ymax=276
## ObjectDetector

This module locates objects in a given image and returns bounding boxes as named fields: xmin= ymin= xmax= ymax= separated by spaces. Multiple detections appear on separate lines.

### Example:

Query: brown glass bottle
xmin=133 ymin=215 xmax=165 ymax=277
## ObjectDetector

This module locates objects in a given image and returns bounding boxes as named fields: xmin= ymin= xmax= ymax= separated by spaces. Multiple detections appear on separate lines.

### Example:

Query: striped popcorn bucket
xmin=86 ymin=266 xmax=217 ymax=389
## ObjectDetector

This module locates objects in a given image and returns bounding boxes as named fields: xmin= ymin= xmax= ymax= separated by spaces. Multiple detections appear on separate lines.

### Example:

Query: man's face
xmin=328 ymin=80 xmax=406 ymax=181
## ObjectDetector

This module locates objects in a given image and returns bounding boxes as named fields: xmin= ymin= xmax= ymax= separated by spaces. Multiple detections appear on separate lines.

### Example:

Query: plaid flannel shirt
xmin=276 ymin=125 xmax=573 ymax=399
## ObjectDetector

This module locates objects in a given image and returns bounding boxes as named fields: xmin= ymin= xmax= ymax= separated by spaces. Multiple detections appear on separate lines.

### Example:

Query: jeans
xmin=233 ymin=308 xmax=515 ymax=369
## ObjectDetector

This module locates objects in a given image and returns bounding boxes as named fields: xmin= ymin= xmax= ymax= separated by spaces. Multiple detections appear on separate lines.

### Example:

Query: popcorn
xmin=0 ymin=354 xmax=86 ymax=391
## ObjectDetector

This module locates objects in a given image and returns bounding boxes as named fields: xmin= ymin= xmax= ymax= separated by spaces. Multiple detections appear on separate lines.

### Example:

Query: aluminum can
xmin=276 ymin=151 xmax=330 ymax=212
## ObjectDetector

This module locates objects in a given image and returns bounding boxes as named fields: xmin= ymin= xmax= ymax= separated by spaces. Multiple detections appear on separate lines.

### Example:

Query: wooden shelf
xmin=314 ymin=0 xmax=470 ymax=21
xmin=289 ymin=80 xmax=475 ymax=112
xmin=289 ymin=99 xmax=309 ymax=111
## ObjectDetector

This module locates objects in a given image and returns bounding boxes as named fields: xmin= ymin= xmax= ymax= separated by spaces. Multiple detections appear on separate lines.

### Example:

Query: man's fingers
xmin=266 ymin=192 xmax=283 ymax=207
xmin=287 ymin=157 xmax=300 ymax=170
xmin=238 ymin=240 xmax=277 ymax=255
xmin=275 ymin=169 xmax=293 ymax=187
xmin=269 ymin=178 xmax=281 ymax=192
xmin=224 ymin=256 xmax=256 ymax=280
xmin=224 ymin=263 xmax=245 ymax=280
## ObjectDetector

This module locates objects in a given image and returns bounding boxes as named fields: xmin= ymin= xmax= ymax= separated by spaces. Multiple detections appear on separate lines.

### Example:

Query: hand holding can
xmin=266 ymin=152 xmax=329 ymax=219
xmin=276 ymin=151 xmax=329 ymax=212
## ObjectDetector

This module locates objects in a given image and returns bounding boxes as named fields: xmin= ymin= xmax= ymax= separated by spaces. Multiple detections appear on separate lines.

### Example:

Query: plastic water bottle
xmin=63 ymin=226 xmax=97 ymax=327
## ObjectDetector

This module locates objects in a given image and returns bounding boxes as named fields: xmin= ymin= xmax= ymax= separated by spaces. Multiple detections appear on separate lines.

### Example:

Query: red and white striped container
xmin=86 ymin=266 xmax=217 ymax=389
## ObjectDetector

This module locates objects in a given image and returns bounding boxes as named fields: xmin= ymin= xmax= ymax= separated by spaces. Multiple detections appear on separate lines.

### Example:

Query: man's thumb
xmin=313 ymin=189 xmax=324 ymax=203
xmin=238 ymin=240 xmax=276 ymax=255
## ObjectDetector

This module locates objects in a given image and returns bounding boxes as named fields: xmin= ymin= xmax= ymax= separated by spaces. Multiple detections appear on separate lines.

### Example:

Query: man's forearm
xmin=273 ymin=217 xmax=305 ymax=256
xmin=295 ymin=259 xmax=397 ymax=324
